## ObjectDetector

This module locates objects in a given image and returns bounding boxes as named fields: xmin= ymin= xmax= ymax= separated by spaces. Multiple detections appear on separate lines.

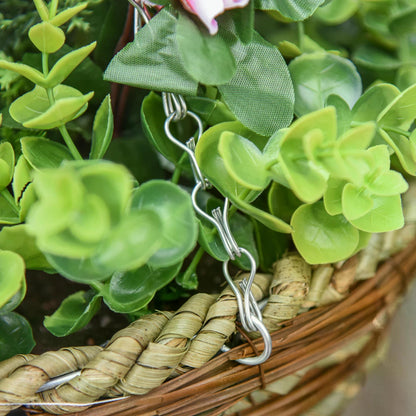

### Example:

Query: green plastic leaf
xmin=45 ymin=42 xmax=97 ymax=88
xmin=342 ymin=184 xmax=373 ymax=221
xmin=396 ymin=66 xmax=416 ymax=92
xmin=289 ymin=52 xmax=362 ymax=117
xmin=28 ymin=22 xmax=65 ymax=53
xmin=378 ymin=84 xmax=416 ymax=131
xmin=326 ymin=95 xmax=352 ymax=136
xmin=49 ymin=0 xmax=58 ymax=19
xmin=218 ymin=31 xmax=294 ymax=135
xmin=44 ymin=290 xmax=101 ymax=337
xmin=353 ymin=45 xmax=401 ymax=70
xmin=1 ymin=278 xmax=26 ymax=313
xmin=12 ymin=156 xmax=32 ymax=206
xmin=104 ymin=9 xmax=198 ymax=95
xmin=254 ymin=0 xmax=325 ymax=21
xmin=367 ymin=171 xmax=408 ymax=196
xmin=49 ymin=3 xmax=88 ymax=26
xmin=131 ymin=181 xmax=198 ymax=268
xmin=0 ymin=61 xmax=46 ymax=87
xmin=33 ymin=0 xmax=49 ymax=21
xmin=176 ymin=13 xmax=235 ymax=85
xmin=0 ymin=193 xmax=20 ymax=224
xmin=186 ymin=97 xmax=235 ymax=125
xmin=21 ymin=137 xmax=73 ymax=170
xmin=352 ymin=83 xmax=400 ymax=124
xmin=0 ymin=142 xmax=14 ymax=190
xmin=268 ymin=182 xmax=302 ymax=223
xmin=323 ymin=178 xmax=347 ymax=216
xmin=291 ymin=202 xmax=359 ymax=264
xmin=0 ymin=312 xmax=35 ymax=361
xmin=0 ymin=225 xmax=49 ymax=270
xmin=349 ymin=194 xmax=404 ymax=233
xmin=103 ymin=263 xmax=181 ymax=313
xmin=90 ymin=95 xmax=114 ymax=159
xmin=229 ymin=1 xmax=255 ymax=44
xmin=389 ymin=6 xmax=416 ymax=36
xmin=10 ymin=85 xmax=93 ymax=130
xmin=45 ymin=254 xmax=112 ymax=283
xmin=94 ymin=210 xmax=163 ymax=273
xmin=315 ymin=0 xmax=359 ymax=25
xmin=219 ymin=132 xmax=270 ymax=190
xmin=0 ymin=251 xmax=25 ymax=309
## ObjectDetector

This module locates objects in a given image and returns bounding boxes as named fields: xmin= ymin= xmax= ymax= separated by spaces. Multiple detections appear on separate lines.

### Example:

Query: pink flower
xmin=180 ymin=0 xmax=250 ymax=35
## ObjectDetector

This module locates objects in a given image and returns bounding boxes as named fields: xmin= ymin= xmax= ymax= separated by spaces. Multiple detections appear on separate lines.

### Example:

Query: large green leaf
xmin=289 ymin=52 xmax=362 ymax=117
xmin=176 ymin=12 xmax=235 ymax=85
xmin=10 ymin=85 xmax=93 ymax=130
xmin=93 ymin=210 xmax=163 ymax=273
xmin=28 ymin=22 xmax=65 ymax=53
xmin=103 ymin=263 xmax=181 ymax=313
xmin=0 ymin=251 xmax=25 ymax=309
xmin=90 ymin=95 xmax=114 ymax=159
xmin=0 ymin=225 xmax=49 ymax=270
xmin=21 ymin=136 xmax=73 ymax=170
xmin=0 ymin=312 xmax=35 ymax=361
xmin=44 ymin=291 xmax=101 ymax=337
xmin=131 ymin=181 xmax=198 ymax=268
xmin=104 ymin=9 xmax=198 ymax=95
xmin=218 ymin=31 xmax=294 ymax=135
xmin=254 ymin=0 xmax=325 ymax=21
xmin=291 ymin=202 xmax=359 ymax=264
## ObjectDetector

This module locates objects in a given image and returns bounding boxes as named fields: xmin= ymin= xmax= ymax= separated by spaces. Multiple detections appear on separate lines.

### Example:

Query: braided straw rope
xmin=1 ymin=186 xmax=416 ymax=416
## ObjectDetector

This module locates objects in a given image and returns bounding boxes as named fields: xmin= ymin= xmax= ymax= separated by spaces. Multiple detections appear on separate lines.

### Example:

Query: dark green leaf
xmin=254 ymin=0 xmax=325 ymax=21
xmin=314 ymin=0 xmax=359 ymax=25
xmin=353 ymin=44 xmax=400 ymax=70
xmin=44 ymin=290 xmax=101 ymax=337
xmin=90 ymin=95 xmax=114 ymax=159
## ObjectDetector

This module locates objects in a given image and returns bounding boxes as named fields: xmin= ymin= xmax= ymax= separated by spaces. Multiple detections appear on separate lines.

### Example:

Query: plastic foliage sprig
xmin=0 ymin=0 xmax=95 ymax=160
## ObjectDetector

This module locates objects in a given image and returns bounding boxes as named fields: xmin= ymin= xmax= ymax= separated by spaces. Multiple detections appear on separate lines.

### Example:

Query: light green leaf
xmin=0 ymin=225 xmax=49 ymax=270
xmin=323 ymin=178 xmax=347 ymax=216
xmin=49 ymin=3 xmax=88 ymax=26
xmin=103 ymin=263 xmax=181 ymax=313
xmin=326 ymin=95 xmax=352 ymax=136
xmin=0 ymin=61 xmax=46 ymax=87
xmin=338 ymin=123 xmax=375 ymax=152
xmin=315 ymin=0 xmax=359 ymax=25
xmin=12 ymin=156 xmax=32 ymax=206
xmin=21 ymin=136 xmax=73 ymax=170
xmin=396 ymin=66 xmax=416 ymax=91
xmin=342 ymin=183 xmax=373 ymax=221
xmin=44 ymin=291 xmax=101 ymax=337
xmin=90 ymin=95 xmax=114 ymax=159
xmin=131 ymin=181 xmax=198 ymax=268
xmin=49 ymin=0 xmax=58 ymax=19
xmin=28 ymin=22 xmax=65 ymax=53
xmin=289 ymin=52 xmax=362 ymax=117
xmin=378 ymin=84 xmax=416 ymax=130
xmin=219 ymin=132 xmax=270 ymax=190
xmin=1 ymin=278 xmax=26 ymax=313
xmin=349 ymin=194 xmax=404 ymax=233
xmin=352 ymin=83 xmax=400 ymax=123
xmin=0 ymin=251 xmax=25 ymax=309
xmin=33 ymin=0 xmax=49 ymax=21
xmin=0 ymin=193 xmax=20 ymax=224
xmin=10 ymin=85 xmax=93 ymax=130
xmin=291 ymin=202 xmax=359 ymax=264
xmin=254 ymin=0 xmax=325 ymax=21
xmin=0 ymin=142 xmax=14 ymax=190
xmin=176 ymin=12 xmax=235 ymax=85
xmin=218 ymin=31 xmax=294 ymax=135
xmin=46 ymin=42 xmax=97 ymax=88
xmin=0 ymin=312 xmax=35 ymax=361
xmin=94 ymin=210 xmax=163 ymax=273
xmin=366 ymin=171 xmax=408 ymax=196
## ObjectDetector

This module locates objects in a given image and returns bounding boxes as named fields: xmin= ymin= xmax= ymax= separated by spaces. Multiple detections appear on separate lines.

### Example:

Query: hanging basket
xmin=1 ymin=220 xmax=416 ymax=416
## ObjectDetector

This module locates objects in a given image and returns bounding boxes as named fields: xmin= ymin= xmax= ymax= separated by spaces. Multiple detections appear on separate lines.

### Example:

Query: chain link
xmin=132 ymin=2 xmax=272 ymax=365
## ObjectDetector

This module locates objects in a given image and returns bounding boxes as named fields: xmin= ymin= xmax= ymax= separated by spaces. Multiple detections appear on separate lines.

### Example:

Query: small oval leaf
xmin=29 ymin=22 xmax=65 ymax=53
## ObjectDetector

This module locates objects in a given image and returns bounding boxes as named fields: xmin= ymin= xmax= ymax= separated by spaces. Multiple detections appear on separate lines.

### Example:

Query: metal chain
xmin=131 ymin=1 xmax=272 ymax=365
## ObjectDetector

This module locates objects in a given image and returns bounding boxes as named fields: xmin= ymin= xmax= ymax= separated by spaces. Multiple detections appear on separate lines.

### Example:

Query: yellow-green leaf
xmin=50 ymin=3 xmax=88 ymax=26
xmin=29 ymin=22 xmax=65 ymax=53
xmin=0 ymin=61 xmax=46 ymax=87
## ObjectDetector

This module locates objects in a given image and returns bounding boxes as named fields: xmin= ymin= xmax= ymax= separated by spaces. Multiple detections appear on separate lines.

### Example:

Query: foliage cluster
xmin=0 ymin=0 xmax=415 ymax=359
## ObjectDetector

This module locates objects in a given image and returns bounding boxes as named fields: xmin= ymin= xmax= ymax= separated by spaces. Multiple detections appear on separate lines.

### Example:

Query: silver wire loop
xmin=128 ymin=0 xmax=149 ymax=26
xmin=162 ymin=92 xmax=188 ymax=121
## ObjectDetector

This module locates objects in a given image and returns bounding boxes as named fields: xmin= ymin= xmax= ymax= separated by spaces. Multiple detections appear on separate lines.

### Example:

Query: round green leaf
xmin=131 ymin=181 xmax=198 ymax=268
xmin=29 ymin=21 xmax=65 ymax=53
xmin=353 ymin=44 xmax=400 ymax=71
xmin=94 ymin=210 xmax=163 ymax=272
xmin=0 ymin=312 xmax=35 ymax=361
xmin=1 ymin=279 xmax=26 ymax=313
xmin=176 ymin=13 xmax=235 ymax=85
xmin=291 ymin=201 xmax=359 ymax=264
xmin=103 ymin=262 xmax=181 ymax=313
xmin=44 ymin=291 xmax=101 ymax=337
xmin=0 ymin=251 xmax=25 ymax=309
xmin=315 ymin=0 xmax=359 ymax=25
xmin=342 ymin=183 xmax=373 ymax=221
xmin=289 ymin=52 xmax=362 ymax=117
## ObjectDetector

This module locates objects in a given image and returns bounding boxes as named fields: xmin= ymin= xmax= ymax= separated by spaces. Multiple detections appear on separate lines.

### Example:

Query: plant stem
xmin=382 ymin=126 xmax=411 ymax=137
xmin=90 ymin=281 xmax=104 ymax=293
xmin=1 ymin=189 xmax=19 ymax=213
xmin=171 ymin=152 xmax=188 ymax=184
xmin=298 ymin=21 xmax=305 ymax=50
xmin=41 ymin=52 xmax=83 ymax=160
xmin=182 ymin=246 xmax=205 ymax=284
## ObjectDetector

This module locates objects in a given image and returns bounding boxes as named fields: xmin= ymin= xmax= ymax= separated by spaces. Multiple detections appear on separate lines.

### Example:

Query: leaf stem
xmin=181 ymin=246 xmax=205 ymax=284
xmin=90 ymin=281 xmax=104 ymax=293
xmin=298 ymin=22 xmax=305 ymax=50
xmin=41 ymin=52 xmax=83 ymax=160
xmin=171 ymin=152 xmax=188 ymax=184
xmin=1 ymin=189 xmax=19 ymax=214
xmin=382 ymin=126 xmax=411 ymax=137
